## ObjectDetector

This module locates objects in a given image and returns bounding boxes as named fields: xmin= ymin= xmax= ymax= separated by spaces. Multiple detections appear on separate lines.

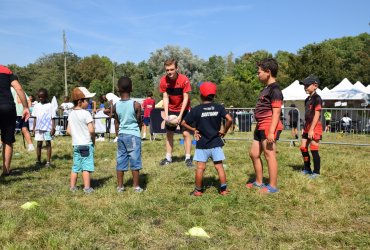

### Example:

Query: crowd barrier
xmin=16 ymin=107 xmax=368 ymax=146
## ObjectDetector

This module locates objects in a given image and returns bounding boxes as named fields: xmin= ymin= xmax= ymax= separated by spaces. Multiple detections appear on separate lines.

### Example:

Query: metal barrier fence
xmin=225 ymin=107 xmax=370 ymax=146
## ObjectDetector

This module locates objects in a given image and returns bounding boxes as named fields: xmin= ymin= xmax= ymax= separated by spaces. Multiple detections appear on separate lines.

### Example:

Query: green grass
xmin=1 ymin=132 xmax=369 ymax=249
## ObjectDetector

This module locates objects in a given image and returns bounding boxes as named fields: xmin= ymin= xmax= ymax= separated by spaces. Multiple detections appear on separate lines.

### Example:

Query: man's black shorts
xmin=0 ymin=105 xmax=16 ymax=144
xmin=253 ymin=129 xmax=281 ymax=142
xmin=290 ymin=121 xmax=298 ymax=129
xmin=16 ymin=116 xmax=29 ymax=130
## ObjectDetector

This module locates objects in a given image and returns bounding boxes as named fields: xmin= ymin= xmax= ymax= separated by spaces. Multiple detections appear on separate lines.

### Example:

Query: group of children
xmin=23 ymin=57 xmax=323 ymax=195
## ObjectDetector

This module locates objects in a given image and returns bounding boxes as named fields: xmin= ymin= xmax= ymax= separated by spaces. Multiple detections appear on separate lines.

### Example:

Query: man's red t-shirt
xmin=159 ymin=73 xmax=191 ymax=112
xmin=142 ymin=97 xmax=156 ymax=118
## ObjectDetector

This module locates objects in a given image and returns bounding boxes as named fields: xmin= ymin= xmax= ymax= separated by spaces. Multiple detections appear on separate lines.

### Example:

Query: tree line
xmin=7 ymin=33 xmax=369 ymax=107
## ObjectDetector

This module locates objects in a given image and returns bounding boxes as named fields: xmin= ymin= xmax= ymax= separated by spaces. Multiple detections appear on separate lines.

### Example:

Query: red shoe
xmin=190 ymin=190 xmax=203 ymax=196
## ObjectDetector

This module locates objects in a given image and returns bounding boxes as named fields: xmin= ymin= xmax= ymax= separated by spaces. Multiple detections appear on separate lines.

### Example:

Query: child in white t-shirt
xmin=32 ymin=88 xmax=55 ymax=166
xmin=67 ymin=87 xmax=96 ymax=194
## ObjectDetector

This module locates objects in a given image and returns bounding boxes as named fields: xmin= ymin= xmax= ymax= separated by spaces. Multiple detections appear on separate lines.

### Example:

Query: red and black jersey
xmin=0 ymin=65 xmax=18 ymax=106
xmin=303 ymin=92 xmax=322 ymax=134
xmin=254 ymin=82 xmax=283 ymax=130
xmin=159 ymin=73 xmax=191 ymax=112
xmin=142 ymin=97 xmax=156 ymax=118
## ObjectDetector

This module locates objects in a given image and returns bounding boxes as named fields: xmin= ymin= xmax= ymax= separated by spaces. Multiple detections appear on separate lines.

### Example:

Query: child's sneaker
xmin=259 ymin=184 xmax=279 ymax=194
xmin=28 ymin=144 xmax=35 ymax=152
xmin=301 ymin=170 xmax=312 ymax=175
xmin=308 ymin=173 xmax=320 ymax=179
xmin=159 ymin=158 xmax=172 ymax=166
xmin=219 ymin=190 xmax=230 ymax=196
xmin=117 ymin=186 xmax=125 ymax=193
xmin=134 ymin=186 xmax=144 ymax=193
xmin=83 ymin=187 xmax=94 ymax=194
xmin=190 ymin=189 xmax=203 ymax=196
xmin=246 ymin=181 xmax=265 ymax=189
xmin=70 ymin=187 xmax=78 ymax=192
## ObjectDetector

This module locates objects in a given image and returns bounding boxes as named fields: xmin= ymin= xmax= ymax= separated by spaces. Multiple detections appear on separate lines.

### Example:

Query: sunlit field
xmin=0 ymin=132 xmax=369 ymax=249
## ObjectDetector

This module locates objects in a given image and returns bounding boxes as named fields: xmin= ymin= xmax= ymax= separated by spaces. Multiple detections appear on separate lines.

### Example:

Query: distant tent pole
xmin=63 ymin=30 xmax=68 ymax=96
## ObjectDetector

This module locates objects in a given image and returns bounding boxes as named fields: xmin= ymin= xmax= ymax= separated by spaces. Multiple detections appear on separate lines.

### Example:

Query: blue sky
xmin=1 ymin=0 xmax=369 ymax=66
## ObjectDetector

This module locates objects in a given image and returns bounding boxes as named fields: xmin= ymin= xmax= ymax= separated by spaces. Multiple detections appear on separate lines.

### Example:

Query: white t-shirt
xmin=60 ymin=102 xmax=74 ymax=116
xmin=342 ymin=117 xmax=352 ymax=126
xmin=32 ymin=102 xmax=56 ymax=131
xmin=68 ymin=109 xmax=94 ymax=145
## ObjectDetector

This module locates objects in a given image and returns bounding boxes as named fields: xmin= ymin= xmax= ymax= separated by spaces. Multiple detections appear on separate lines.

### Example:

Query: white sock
xmin=142 ymin=133 xmax=146 ymax=138
xmin=185 ymin=154 xmax=191 ymax=160
xmin=166 ymin=153 xmax=172 ymax=162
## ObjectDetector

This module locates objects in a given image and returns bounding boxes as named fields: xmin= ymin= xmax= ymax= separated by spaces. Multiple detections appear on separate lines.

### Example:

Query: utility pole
xmin=112 ymin=65 xmax=115 ymax=93
xmin=63 ymin=30 xmax=68 ymax=96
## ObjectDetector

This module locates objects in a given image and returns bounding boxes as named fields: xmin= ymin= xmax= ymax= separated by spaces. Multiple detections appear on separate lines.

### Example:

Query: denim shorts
xmin=116 ymin=134 xmax=142 ymax=171
xmin=194 ymin=147 xmax=225 ymax=163
xmin=72 ymin=144 xmax=95 ymax=173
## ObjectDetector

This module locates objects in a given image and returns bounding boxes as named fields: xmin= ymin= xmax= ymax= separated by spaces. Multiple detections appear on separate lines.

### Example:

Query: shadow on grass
xmin=288 ymin=164 xmax=303 ymax=172
xmin=10 ymin=161 xmax=57 ymax=176
xmin=171 ymin=156 xmax=185 ymax=163
xmin=90 ymin=176 xmax=114 ymax=189
xmin=51 ymin=153 xmax=72 ymax=161
xmin=245 ymin=174 xmax=270 ymax=185
xmin=124 ymin=173 xmax=149 ymax=189
xmin=0 ymin=175 xmax=41 ymax=185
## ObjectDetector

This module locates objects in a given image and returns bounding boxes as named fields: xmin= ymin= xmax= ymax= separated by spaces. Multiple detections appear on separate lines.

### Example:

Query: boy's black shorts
xmin=16 ymin=116 xmax=29 ymax=130
xmin=253 ymin=129 xmax=281 ymax=142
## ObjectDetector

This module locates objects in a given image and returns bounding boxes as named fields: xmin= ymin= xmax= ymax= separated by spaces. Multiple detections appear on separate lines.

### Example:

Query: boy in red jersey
xmin=159 ymin=59 xmax=194 ymax=168
xmin=246 ymin=58 xmax=283 ymax=193
xmin=299 ymin=75 xmax=323 ymax=179
xmin=141 ymin=91 xmax=155 ymax=140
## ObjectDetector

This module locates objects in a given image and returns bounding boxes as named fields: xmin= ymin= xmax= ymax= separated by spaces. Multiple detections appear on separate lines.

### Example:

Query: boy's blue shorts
xmin=116 ymin=134 xmax=142 ymax=171
xmin=72 ymin=144 xmax=95 ymax=173
xmin=194 ymin=147 xmax=225 ymax=163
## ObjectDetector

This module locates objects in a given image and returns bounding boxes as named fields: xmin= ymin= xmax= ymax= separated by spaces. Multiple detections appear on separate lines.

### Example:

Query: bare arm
xmin=177 ymin=92 xmax=189 ymax=122
xmin=112 ymin=104 xmax=119 ymax=137
xmin=308 ymin=110 xmax=320 ymax=139
xmin=267 ymin=107 xmax=281 ymax=143
xmin=87 ymin=122 xmax=95 ymax=146
xmin=11 ymin=80 xmax=30 ymax=121
xmin=163 ymin=92 xmax=169 ymax=119
xmin=66 ymin=122 xmax=71 ymax=135
xmin=220 ymin=113 xmax=233 ymax=137
xmin=134 ymin=102 xmax=142 ymax=131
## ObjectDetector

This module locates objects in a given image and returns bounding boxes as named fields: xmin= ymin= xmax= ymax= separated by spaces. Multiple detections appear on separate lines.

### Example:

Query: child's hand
xmin=218 ymin=130 xmax=226 ymax=137
xmin=308 ymin=130 xmax=314 ymax=140
xmin=50 ymin=128 xmax=55 ymax=136
xmin=194 ymin=130 xmax=201 ymax=141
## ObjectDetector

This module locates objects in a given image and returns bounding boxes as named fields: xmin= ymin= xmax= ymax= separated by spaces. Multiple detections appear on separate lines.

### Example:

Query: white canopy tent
xmin=353 ymin=81 xmax=370 ymax=94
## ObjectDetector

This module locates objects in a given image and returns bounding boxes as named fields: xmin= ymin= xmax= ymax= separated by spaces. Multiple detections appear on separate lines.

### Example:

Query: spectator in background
xmin=11 ymin=87 xmax=35 ymax=151
xmin=288 ymin=103 xmax=299 ymax=141
xmin=0 ymin=65 xmax=30 ymax=176
xmin=324 ymin=110 xmax=332 ymax=133
xmin=96 ymin=94 xmax=108 ymax=141
xmin=29 ymin=95 xmax=38 ymax=113
xmin=341 ymin=113 xmax=352 ymax=133
xmin=60 ymin=96 xmax=74 ymax=133
xmin=141 ymin=91 xmax=155 ymax=140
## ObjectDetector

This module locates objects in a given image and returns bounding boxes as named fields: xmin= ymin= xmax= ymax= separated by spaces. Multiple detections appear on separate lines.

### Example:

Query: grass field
xmin=0 ymin=132 xmax=369 ymax=249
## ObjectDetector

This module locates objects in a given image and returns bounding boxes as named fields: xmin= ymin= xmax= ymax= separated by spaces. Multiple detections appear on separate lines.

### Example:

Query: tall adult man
xmin=159 ymin=59 xmax=193 ymax=167
xmin=0 ymin=65 xmax=30 ymax=176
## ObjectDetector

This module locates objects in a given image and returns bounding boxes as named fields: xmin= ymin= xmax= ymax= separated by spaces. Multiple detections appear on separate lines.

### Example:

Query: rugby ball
xmin=165 ymin=115 xmax=178 ymax=127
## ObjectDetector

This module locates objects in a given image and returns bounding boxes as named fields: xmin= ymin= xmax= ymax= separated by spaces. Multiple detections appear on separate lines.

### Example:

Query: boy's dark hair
xmin=147 ymin=91 xmax=153 ymax=97
xmin=164 ymin=58 xmax=178 ymax=68
xmin=201 ymin=94 xmax=215 ymax=102
xmin=38 ymin=88 xmax=48 ymax=97
xmin=256 ymin=58 xmax=278 ymax=77
xmin=117 ymin=76 xmax=132 ymax=93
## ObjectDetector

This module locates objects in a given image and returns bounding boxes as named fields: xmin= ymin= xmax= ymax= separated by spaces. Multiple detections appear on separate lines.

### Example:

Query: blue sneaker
xmin=259 ymin=184 xmax=279 ymax=194
xmin=301 ymin=170 xmax=312 ymax=175
xmin=309 ymin=173 xmax=320 ymax=179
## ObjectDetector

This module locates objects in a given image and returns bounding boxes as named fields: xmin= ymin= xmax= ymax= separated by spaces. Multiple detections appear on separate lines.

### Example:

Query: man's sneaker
xmin=83 ymin=187 xmax=94 ymax=194
xmin=190 ymin=189 xmax=203 ymax=196
xmin=185 ymin=158 xmax=194 ymax=168
xmin=159 ymin=158 xmax=172 ymax=166
xmin=28 ymin=144 xmax=35 ymax=152
xmin=246 ymin=181 xmax=265 ymax=189
xmin=113 ymin=137 xmax=118 ymax=143
xmin=117 ymin=186 xmax=125 ymax=193
xmin=259 ymin=184 xmax=279 ymax=194
xmin=301 ymin=170 xmax=312 ymax=175
xmin=309 ymin=173 xmax=320 ymax=179
xmin=70 ymin=187 xmax=78 ymax=192
xmin=134 ymin=186 xmax=144 ymax=193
